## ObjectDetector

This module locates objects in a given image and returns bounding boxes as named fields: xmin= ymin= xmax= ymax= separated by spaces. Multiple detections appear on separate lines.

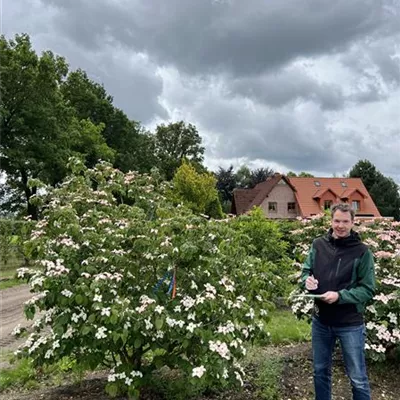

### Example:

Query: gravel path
xmin=0 ymin=285 xmax=33 ymax=357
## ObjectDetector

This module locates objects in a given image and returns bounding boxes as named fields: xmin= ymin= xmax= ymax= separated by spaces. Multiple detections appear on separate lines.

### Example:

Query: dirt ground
xmin=1 ymin=286 xmax=399 ymax=399
xmin=0 ymin=285 xmax=33 ymax=355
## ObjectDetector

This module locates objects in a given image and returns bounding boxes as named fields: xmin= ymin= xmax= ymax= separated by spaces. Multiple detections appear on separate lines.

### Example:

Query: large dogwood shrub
xmin=15 ymin=159 xmax=272 ymax=398
xmin=289 ymin=214 xmax=400 ymax=361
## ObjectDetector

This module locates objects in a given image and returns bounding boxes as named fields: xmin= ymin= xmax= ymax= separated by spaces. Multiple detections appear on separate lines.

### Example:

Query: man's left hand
xmin=320 ymin=291 xmax=339 ymax=304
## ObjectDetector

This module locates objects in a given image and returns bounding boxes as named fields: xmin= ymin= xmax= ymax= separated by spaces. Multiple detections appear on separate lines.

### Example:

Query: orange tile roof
xmin=287 ymin=177 xmax=381 ymax=218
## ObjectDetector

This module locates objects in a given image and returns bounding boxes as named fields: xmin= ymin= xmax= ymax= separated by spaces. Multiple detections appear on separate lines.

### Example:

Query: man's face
xmin=331 ymin=210 xmax=354 ymax=238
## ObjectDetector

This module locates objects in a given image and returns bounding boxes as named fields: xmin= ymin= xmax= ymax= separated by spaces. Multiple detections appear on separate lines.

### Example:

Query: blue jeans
xmin=312 ymin=318 xmax=371 ymax=400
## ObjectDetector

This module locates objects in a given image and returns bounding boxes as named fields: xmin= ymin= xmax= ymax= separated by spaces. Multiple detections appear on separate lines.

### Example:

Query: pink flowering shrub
xmin=15 ymin=159 xmax=272 ymax=398
xmin=289 ymin=214 xmax=400 ymax=361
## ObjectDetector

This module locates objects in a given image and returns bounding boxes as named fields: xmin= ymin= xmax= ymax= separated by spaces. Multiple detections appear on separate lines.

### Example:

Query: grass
xmin=0 ymin=358 xmax=39 ymax=392
xmin=0 ymin=356 xmax=86 ymax=393
xmin=0 ymin=255 xmax=30 ymax=290
xmin=265 ymin=309 xmax=311 ymax=345
xmin=252 ymin=353 xmax=284 ymax=400
xmin=0 ymin=278 xmax=22 ymax=290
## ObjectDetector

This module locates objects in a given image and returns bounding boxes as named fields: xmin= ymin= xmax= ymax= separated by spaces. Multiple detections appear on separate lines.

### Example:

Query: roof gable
xmin=340 ymin=188 xmax=368 ymax=199
xmin=312 ymin=188 xmax=338 ymax=199
xmin=249 ymin=174 xmax=295 ymax=208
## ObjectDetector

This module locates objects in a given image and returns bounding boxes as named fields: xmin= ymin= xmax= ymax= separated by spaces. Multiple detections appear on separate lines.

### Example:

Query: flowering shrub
xmin=289 ymin=214 xmax=400 ymax=361
xmin=15 ymin=159 xmax=271 ymax=398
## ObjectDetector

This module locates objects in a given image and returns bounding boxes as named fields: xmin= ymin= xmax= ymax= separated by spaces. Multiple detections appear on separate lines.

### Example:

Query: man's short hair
xmin=330 ymin=203 xmax=355 ymax=221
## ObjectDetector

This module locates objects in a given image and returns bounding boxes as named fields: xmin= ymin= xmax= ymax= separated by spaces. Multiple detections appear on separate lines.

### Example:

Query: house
xmin=231 ymin=173 xmax=381 ymax=219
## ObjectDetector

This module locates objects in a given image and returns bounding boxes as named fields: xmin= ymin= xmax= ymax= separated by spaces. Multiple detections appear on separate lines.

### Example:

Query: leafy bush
xmin=171 ymin=161 xmax=224 ymax=219
xmin=231 ymin=208 xmax=293 ymax=301
xmin=15 ymin=159 xmax=271 ymax=398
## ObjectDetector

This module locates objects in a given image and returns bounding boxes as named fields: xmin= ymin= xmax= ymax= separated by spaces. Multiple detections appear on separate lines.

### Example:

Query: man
xmin=301 ymin=203 xmax=375 ymax=400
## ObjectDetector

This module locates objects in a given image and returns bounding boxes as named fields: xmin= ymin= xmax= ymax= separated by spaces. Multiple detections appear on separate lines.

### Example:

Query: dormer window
xmin=314 ymin=181 xmax=321 ymax=187
xmin=341 ymin=181 xmax=347 ymax=187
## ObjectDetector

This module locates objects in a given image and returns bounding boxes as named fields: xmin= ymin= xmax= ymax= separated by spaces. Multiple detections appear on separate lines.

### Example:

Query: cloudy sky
xmin=3 ymin=0 xmax=400 ymax=181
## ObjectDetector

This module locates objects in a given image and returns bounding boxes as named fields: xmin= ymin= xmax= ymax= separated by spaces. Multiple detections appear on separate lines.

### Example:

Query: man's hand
xmin=320 ymin=291 xmax=339 ymax=304
xmin=305 ymin=275 xmax=318 ymax=291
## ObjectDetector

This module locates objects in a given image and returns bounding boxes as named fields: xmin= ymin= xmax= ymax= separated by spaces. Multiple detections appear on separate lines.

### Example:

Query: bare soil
xmin=0 ymin=285 xmax=33 ymax=359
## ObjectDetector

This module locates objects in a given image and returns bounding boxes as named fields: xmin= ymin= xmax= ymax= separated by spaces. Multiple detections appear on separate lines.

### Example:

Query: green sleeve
xmin=338 ymin=249 xmax=376 ymax=305
xmin=300 ymin=242 xmax=315 ymax=290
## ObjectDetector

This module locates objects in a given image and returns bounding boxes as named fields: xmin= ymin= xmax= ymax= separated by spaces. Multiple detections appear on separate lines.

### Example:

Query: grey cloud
xmin=3 ymin=2 xmax=167 ymax=123
xmin=194 ymin=99 xmax=342 ymax=172
xmin=231 ymin=69 xmax=345 ymax=110
xmin=40 ymin=0 xmax=396 ymax=77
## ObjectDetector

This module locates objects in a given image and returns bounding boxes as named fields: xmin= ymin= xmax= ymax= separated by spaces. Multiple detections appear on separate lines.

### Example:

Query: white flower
xmin=216 ymin=321 xmax=235 ymax=335
xmin=181 ymin=296 xmax=196 ymax=310
xmin=166 ymin=317 xmax=177 ymax=327
xmin=155 ymin=331 xmax=164 ymax=339
xmin=192 ymin=365 xmax=206 ymax=378
xmin=93 ymin=294 xmax=102 ymax=302
xmin=234 ymin=371 xmax=244 ymax=386
xmin=191 ymin=281 xmax=198 ymax=290
xmin=187 ymin=323 xmax=198 ymax=333
xmin=124 ymin=321 xmax=132 ymax=330
xmin=101 ymin=307 xmax=111 ymax=317
xmin=95 ymin=327 xmax=108 ymax=339
xmin=108 ymin=374 xmax=117 ymax=382
xmin=45 ymin=349 xmax=54 ymax=359
xmin=71 ymin=313 xmax=80 ymax=323
xmin=144 ymin=318 xmax=153 ymax=330
xmin=131 ymin=370 xmax=143 ymax=378
xmin=154 ymin=305 xmax=164 ymax=314
xmin=209 ymin=340 xmax=231 ymax=360
xmin=125 ymin=377 xmax=133 ymax=386
xmin=204 ymin=283 xmax=216 ymax=294
xmin=246 ymin=308 xmax=255 ymax=319
xmin=12 ymin=324 xmax=22 ymax=336
xmin=61 ymin=289 xmax=73 ymax=297
xmin=62 ymin=326 xmax=74 ymax=339
xmin=388 ymin=312 xmax=397 ymax=324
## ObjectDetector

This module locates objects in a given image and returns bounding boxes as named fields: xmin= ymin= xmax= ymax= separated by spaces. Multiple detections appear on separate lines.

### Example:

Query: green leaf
xmin=75 ymin=294 xmax=84 ymax=305
xmin=134 ymin=338 xmax=142 ymax=349
xmin=105 ymin=382 xmax=119 ymax=397
xmin=110 ymin=313 xmax=118 ymax=325
xmin=24 ymin=306 xmax=35 ymax=320
xmin=155 ymin=317 xmax=164 ymax=330
xmin=82 ymin=326 xmax=91 ymax=335
xmin=112 ymin=332 xmax=120 ymax=344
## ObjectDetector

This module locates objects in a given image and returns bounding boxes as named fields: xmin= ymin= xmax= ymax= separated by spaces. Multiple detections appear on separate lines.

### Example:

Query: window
xmin=324 ymin=200 xmax=332 ymax=210
xmin=352 ymin=200 xmax=360 ymax=211
xmin=314 ymin=181 xmax=321 ymax=187
xmin=341 ymin=181 xmax=347 ymax=187
xmin=288 ymin=202 xmax=296 ymax=212
xmin=268 ymin=202 xmax=277 ymax=212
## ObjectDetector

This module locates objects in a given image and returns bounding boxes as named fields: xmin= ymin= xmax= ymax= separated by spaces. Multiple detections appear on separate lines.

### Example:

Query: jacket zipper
xmin=335 ymin=258 xmax=342 ymax=277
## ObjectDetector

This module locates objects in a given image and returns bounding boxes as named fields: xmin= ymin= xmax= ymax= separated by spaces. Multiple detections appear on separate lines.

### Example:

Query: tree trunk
xmin=20 ymin=168 xmax=38 ymax=220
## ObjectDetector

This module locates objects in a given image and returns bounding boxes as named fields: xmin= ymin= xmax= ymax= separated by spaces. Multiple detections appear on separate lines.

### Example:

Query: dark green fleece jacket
xmin=301 ymin=229 xmax=376 ymax=326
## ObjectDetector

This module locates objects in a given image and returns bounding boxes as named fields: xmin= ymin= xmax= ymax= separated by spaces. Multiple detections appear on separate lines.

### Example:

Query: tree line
xmin=1 ymin=34 xmax=399 ymax=220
